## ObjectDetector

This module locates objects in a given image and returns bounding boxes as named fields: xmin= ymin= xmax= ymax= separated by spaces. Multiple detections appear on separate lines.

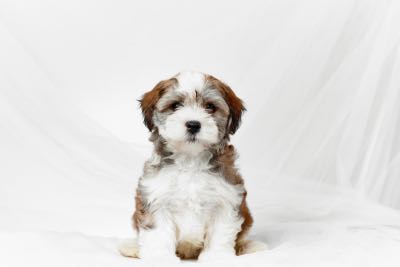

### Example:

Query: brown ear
xmin=139 ymin=78 xmax=177 ymax=131
xmin=206 ymin=75 xmax=246 ymax=135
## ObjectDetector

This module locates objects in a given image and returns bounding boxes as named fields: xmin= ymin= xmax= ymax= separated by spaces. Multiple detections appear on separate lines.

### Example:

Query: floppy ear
xmin=207 ymin=75 xmax=246 ymax=135
xmin=139 ymin=78 xmax=177 ymax=131
xmin=225 ymin=88 xmax=246 ymax=135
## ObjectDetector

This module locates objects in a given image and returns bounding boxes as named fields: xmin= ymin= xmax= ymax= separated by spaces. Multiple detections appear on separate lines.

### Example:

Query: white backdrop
xmin=1 ymin=0 xmax=400 ymax=267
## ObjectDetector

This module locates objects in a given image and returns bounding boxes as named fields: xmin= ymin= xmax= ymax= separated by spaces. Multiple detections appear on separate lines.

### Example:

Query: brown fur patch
xmin=132 ymin=189 xmax=154 ymax=231
xmin=176 ymin=240 xmax=203 ymax=260
xmin=211 ymin=144 xmax=243 ymax=185
xmin=205 ymin=75 xmax=246 ymax=135
xmin=235 ymin=192 xmax=253 ymax=255
xmin=139 ymin=78 xmax=177 ymax=131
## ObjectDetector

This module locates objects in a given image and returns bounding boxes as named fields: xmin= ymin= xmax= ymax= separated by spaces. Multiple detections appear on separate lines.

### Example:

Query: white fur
xmin=138 ymin=151 xmax=244 ymax=261
xmin=175 ymin=71 xmax=206 ymax=93
xmin=158 ymin=105 xmax=219 ymax=154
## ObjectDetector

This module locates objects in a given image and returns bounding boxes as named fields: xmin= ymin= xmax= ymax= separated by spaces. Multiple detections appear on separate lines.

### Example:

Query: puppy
xmin=119 ymin=71 xmax=266 ymax=262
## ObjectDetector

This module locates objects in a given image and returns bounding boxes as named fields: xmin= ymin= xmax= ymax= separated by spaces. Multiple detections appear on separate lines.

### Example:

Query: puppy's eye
xmin=170 ymin=101 xmax=182 ymax=111
xmin=205 ymin=103 xmax=217 ymax=113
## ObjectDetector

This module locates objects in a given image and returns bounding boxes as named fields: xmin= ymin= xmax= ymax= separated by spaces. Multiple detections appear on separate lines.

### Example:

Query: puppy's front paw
xmin=118 ymin=239 xmax=139 ymax=258
xmin=198 ymin=250 xmax=236 ymax=262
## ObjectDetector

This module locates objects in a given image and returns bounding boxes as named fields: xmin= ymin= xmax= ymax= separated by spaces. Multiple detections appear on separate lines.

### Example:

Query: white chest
xmin=140 ymin=163 xmax=243 ymax=215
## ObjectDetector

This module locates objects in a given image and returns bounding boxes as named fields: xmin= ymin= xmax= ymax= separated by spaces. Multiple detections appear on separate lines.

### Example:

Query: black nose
xmin=185 ymin=120 xmax=201 ymax=134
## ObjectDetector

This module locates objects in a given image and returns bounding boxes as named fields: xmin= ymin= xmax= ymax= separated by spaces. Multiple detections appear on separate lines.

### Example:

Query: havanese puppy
xmin=119 ymin=71 xmax=266 ymax=262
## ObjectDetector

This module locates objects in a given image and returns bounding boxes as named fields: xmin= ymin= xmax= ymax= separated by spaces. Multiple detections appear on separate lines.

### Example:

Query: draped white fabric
xmin=1 ymin=0 xmax=400 ymax=266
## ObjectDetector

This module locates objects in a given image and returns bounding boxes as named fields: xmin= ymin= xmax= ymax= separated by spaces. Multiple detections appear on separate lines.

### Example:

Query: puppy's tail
xmin=118 ymin=238 xmax=139 ymax=258
xmin=236 ymin=239 xmax=268 ymax=256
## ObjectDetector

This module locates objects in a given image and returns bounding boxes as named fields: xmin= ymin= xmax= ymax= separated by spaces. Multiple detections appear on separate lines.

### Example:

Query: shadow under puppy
xmin=119 ymin=71 xmax=266 ymax=262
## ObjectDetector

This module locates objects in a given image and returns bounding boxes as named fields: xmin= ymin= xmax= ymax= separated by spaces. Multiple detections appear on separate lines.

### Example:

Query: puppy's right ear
xmin=139 ymin=78 xmax=177 ymax=131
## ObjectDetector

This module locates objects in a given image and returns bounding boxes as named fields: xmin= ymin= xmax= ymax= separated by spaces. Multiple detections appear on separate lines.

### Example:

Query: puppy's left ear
xmin=139 ymin=78 xmax=177 ymax=131
xmin=207 ymin=75 xmax=246 ymax=135
xmin=227 ymin=90 xmax=246 ymax=134
xmin=223 ymin=85 xmax=246 ymax=135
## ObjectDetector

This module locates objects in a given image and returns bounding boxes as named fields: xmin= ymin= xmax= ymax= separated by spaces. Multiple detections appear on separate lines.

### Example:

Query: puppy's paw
xmin=237 ymin=239 xmax=268 ymax=255
xmin=118 ymin=239 xmax=139 ymax=258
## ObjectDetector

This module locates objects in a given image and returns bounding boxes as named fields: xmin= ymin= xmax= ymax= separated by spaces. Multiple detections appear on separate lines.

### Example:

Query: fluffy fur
xmin=119 ymin=71 xmax=266 ymax=262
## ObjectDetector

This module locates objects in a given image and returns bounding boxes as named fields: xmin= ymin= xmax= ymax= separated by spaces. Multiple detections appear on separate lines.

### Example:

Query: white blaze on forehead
xmin=175 ymin=71 xmax=206 ymax=94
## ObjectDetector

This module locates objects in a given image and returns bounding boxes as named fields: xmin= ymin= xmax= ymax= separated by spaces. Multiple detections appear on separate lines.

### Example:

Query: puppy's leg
xmin=199 ymin=211 xmax=243 ymax=262
xmin=138 ymin=211 xmax=179 ymax=263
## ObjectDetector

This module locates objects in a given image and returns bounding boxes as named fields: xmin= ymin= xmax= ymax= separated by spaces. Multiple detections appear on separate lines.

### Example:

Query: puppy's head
xmin=140 ymin=72 xmax=245 ymax=154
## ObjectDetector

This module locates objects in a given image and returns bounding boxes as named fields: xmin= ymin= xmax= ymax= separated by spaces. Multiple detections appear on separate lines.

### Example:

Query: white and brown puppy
xmin=119 ymin=71 xmax=265 ymax=262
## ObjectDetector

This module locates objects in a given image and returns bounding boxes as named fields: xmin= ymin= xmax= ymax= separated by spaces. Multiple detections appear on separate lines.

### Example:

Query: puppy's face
xmin=140 ymin=72 xmax=245 ymax=154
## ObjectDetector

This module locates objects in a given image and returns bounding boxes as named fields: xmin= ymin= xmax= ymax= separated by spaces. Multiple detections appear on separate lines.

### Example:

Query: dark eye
xmin=170 ymin=101 xmax=182 ymax=111
xmin=205 ymin=103 xmax=217 ymax=113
